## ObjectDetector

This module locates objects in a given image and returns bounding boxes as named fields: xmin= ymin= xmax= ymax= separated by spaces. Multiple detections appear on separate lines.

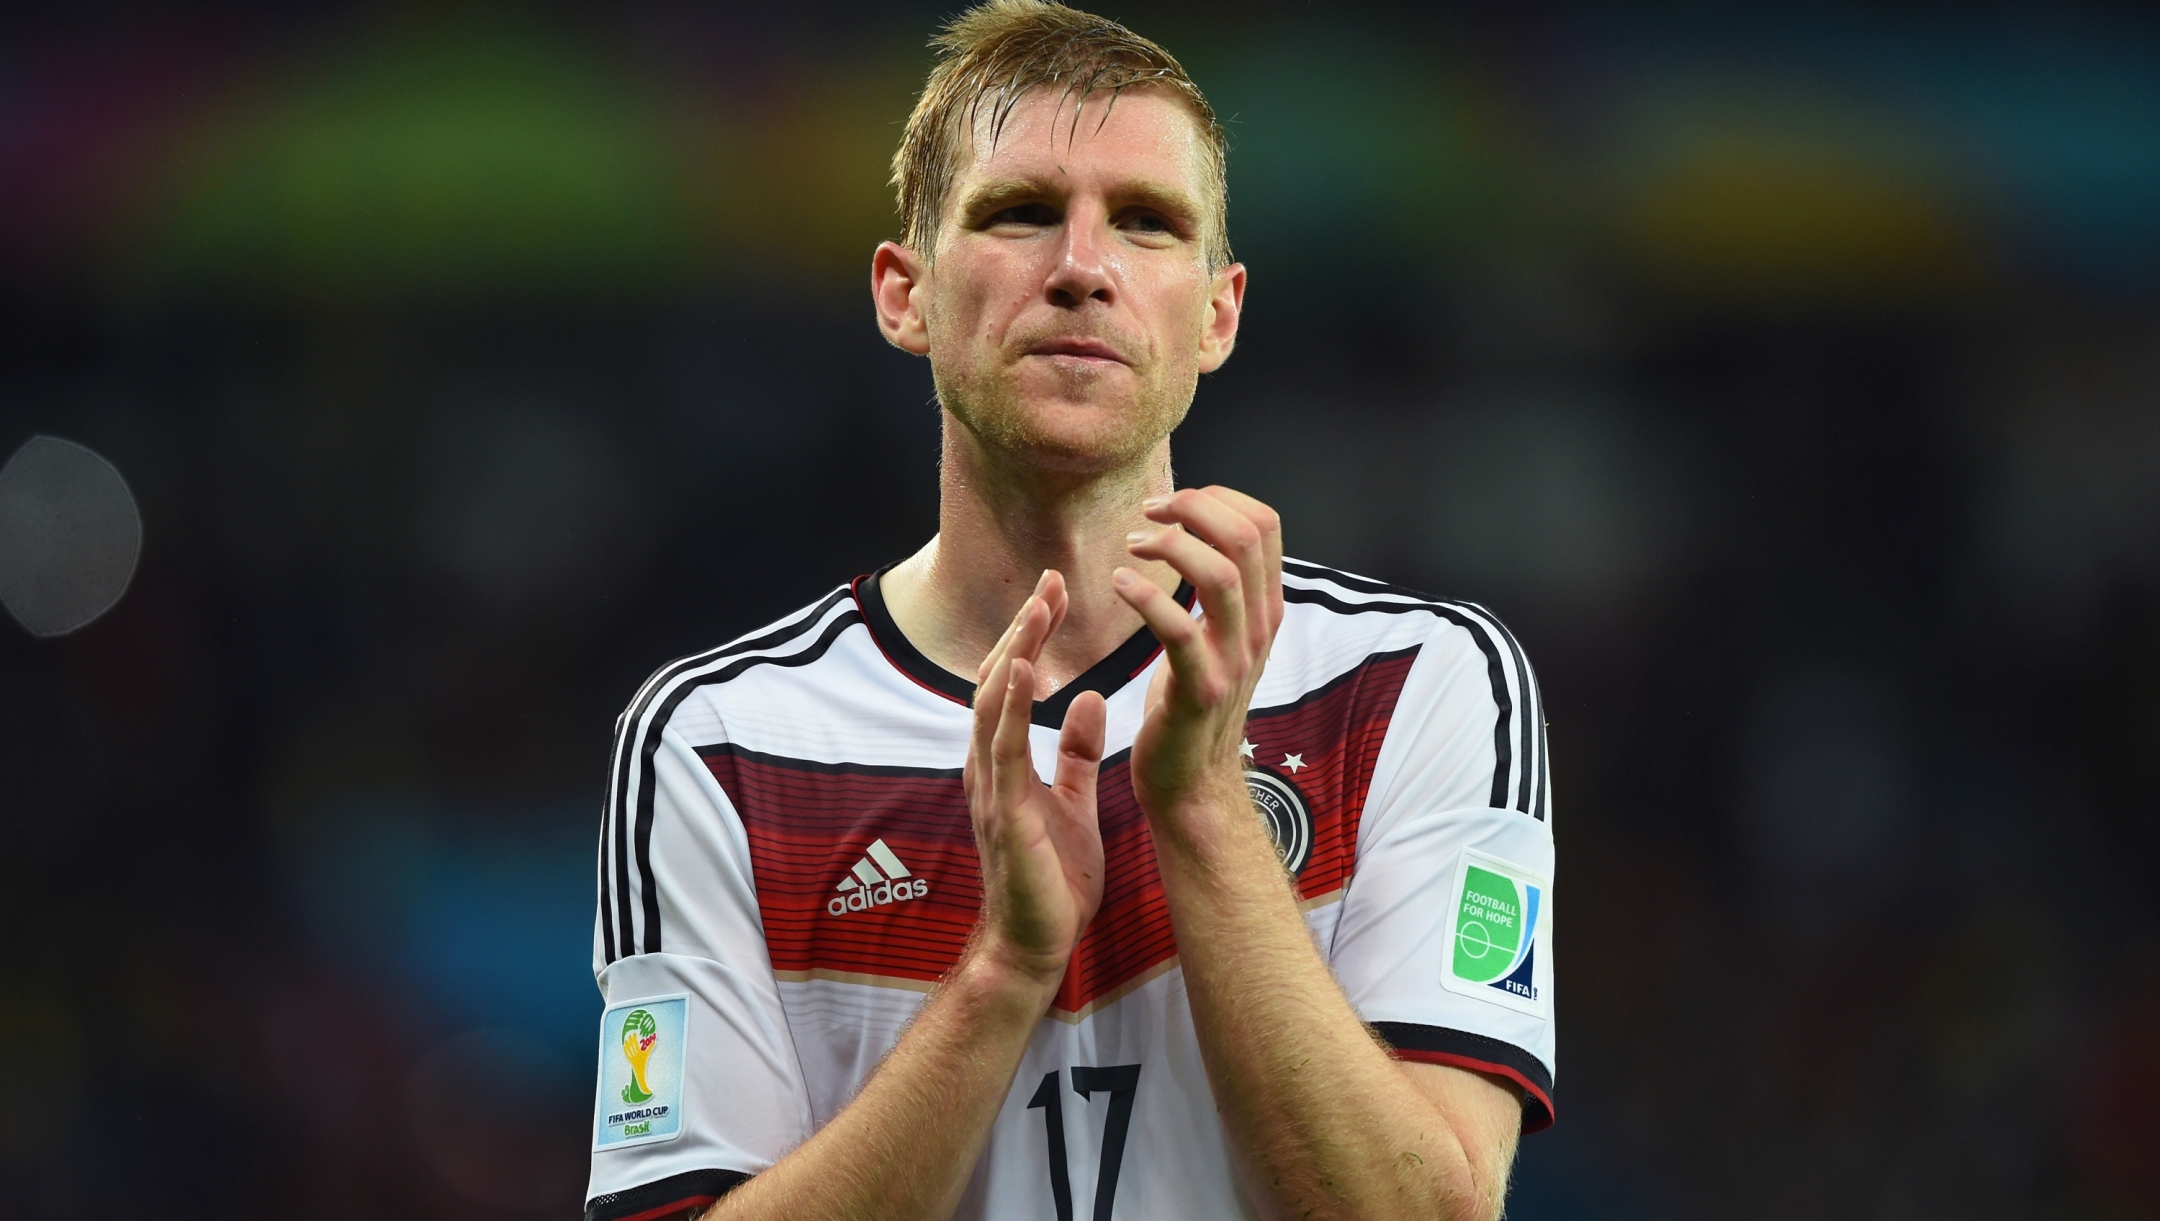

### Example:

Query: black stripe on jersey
xmin=608 ymin=586 xmax=852 ymax=840
xmin=585 ymin=1167 xmax=751 ymax=1221
xmin=605 ymin=587 xmax=852 ymax=961
xmin=1448 ymin=600 xmax=1537 ymax=817
xmin=855 ymin=565 xmax=1197 ymax=729
xmin=1281 ymin=585 xmax=1519 ymax=812
xmin=601 ymin=587 xmax=854 ymax=964
xmin=695 ymin=740 xmax=963 ymax=780
xmin=1270 ymin=561 xmax=1546 ymax=816
xmin=1291 ymin=565 xmax=1542 ymax=818
xmin=597 ymin=814 xmax=616 ymax=964
xmin=1533 ymin=683 xmax=1550 ymax=823
xmin=1369 ymin=1022 xmax=1555 ymax=1132
xmin=630 ymin=608 xmax=863 ymax=956
xmin=1282 ymin=558 xmax=1435 ymax=601
xmin=1245 ymin=644 xmax=1423 ymax=719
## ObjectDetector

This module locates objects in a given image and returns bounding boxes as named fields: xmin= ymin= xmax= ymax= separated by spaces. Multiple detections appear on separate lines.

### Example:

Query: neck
xmin=880 ymin=413 xmax=1181 ymax=692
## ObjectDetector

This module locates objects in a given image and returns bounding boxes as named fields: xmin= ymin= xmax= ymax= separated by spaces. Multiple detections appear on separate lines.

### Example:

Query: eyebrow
xmin=957 ymin=176 xmax=1061 ymax=222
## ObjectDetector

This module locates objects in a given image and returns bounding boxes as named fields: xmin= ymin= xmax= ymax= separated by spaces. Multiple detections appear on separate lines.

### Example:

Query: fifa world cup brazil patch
xmin=1440 ymin=849 xmax=1551 ymax=1019
xmin=593 ymin=995 xmax=687 ymax=1150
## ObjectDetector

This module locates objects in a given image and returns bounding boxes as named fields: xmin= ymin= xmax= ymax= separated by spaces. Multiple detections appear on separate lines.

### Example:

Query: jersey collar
xmin=853 ymin=564 xmax=1196 ymax=729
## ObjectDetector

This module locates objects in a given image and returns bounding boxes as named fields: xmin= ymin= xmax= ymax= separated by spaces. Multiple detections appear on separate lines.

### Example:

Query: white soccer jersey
xmin=584 ymin=560 xmax=1557 ymax=1221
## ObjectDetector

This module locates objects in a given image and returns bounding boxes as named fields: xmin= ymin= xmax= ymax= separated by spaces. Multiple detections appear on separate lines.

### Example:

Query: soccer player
xmin=585 ymin=4 xmax=1556 ymax=1219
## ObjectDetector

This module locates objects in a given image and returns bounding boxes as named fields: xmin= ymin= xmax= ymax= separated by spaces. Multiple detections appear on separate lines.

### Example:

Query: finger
xmin=1007 ymin=577 xmax=1065 ymax=675
xmin=991 ymin=656 xmax=1040 ymax=809
xmin=1197 ymin=486 xmax=1284 ymax=636
xmin=979 ymin=593 xmax=1051 ymax=712
xmin=971 ymin=573 xmax=1058 ymax=806
xmin=1112 ymin=566 xmax=1221 ymax=706
xmin=973 ymin=595 xmax=1039 ymax=776
xmin=971 ymin=649 xmax=1013 ymax=800
xmin=976 ymin=598 xmax=1028 ymax=684
xmin=1053 ymin=689 xmax=1105 ymax=801
xmin=1182 ymin=487 xmax=1270 ymax=656
xmin=977 ymin=571 xmax=1053 ymax=683
xmin=1144 ymin=488 xmax=1265 ymax=566
xmin=1146 ymin=489 xmax=1268 ymax=650
xmin=1036 ymin=569 xmax=1070 ymax=649
xmin=1128 ymin=522 xmax=1245 ymax=653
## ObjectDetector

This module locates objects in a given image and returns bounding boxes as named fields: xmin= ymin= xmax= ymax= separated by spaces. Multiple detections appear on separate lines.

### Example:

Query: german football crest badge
xmin=593 ymin=994 xmax=687 ymax=1150
xmin=1244 ymin=766 xmax=1313 ymax=876
xmin=1440 ymin=849 xmax=1552 ymax=1019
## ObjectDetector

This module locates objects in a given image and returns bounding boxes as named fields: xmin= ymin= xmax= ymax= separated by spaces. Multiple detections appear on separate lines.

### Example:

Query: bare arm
xmin=1118 ymin=488 xmax=1523 ymax=1221
xmin=691 ymin=573 xmax=1107 ymax=1221
xmin=694 ymin=952 xmax=1054 ymax=1220
xmin=1150 ymin=798 xmax=1521 ymax=1221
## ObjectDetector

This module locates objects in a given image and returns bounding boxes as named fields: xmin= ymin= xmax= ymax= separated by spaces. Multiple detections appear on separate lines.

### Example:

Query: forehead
xmin=953 ymin=85 xmax=1209 ymax=196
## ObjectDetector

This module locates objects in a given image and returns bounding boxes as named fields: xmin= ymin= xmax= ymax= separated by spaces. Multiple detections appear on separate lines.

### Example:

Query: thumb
xmin=1053 ymin=690 xmax=1107 ymax=797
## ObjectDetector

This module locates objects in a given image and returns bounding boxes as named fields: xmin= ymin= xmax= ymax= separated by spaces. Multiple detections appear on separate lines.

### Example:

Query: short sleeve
xmin=585 ymin=723 xmax=816 ymax=1220
xmin=1327 ymin=611 xmax=1558 ymax=1130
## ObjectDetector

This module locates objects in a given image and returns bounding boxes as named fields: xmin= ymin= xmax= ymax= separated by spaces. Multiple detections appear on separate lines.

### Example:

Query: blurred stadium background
xmin=2 ymin=3 xmax=2157 ymax=1218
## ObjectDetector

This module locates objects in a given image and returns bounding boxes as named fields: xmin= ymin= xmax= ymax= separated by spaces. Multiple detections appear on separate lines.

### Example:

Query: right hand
xmin=963 ymin=569 xmax=1107 ymax=991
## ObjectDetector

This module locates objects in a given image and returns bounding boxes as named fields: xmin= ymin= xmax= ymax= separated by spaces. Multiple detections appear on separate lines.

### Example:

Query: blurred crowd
xmin=2 ymin=4 xmax=2155 ymax=1219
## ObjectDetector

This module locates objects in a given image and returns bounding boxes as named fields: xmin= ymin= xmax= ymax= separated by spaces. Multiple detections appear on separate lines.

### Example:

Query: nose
xmin=1044 ymin=204 xmax=1115 ymax=308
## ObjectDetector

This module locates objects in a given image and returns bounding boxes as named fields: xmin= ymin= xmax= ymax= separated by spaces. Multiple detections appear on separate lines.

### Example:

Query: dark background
xmin=3 ymin=3 xmax=2157 ymax=1218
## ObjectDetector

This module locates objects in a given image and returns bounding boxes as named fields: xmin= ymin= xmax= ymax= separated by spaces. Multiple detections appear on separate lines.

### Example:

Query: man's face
xmin=885 ymin=86 xmax=1244 ymax=473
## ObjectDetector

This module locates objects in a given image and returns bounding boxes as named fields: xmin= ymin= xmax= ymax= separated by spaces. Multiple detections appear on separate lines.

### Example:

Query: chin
xmin=937 ymin=357 xmax=1197 ymax=472
xmin=989 ymin=417 xmax=1156 ymax=474
xmin=1010 ymin=433 xmax=1156 ymax=474
xmin=978 ymin=395 xmax=1185 ymax=474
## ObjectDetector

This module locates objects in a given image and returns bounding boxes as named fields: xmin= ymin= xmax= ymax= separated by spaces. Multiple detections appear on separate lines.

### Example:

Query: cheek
xmin=1144 ymin=283 xmax=1213 ymax=365
xmin=933 ymin=259 xmax=1034 ymax=350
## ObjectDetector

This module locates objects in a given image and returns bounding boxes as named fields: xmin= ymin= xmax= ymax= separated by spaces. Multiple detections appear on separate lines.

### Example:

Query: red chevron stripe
xmin=706 ymin=650 xmax=1417 ymax=1012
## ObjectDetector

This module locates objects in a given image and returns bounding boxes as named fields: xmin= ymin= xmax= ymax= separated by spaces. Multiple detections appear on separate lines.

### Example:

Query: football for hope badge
xmin=1440 ymin=848 xmax=1551 ymax=1018
xmin=593 ymin=995 xmax=687 ymax=1150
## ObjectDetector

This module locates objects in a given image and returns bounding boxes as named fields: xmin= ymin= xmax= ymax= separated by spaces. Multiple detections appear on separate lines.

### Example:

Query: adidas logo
xmin=826 ymin=838 xmax=931 ymax=916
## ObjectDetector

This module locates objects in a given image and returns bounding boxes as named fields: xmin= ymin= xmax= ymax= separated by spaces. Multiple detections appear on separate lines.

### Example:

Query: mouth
xmin=1025 ymin=337 xmax=1128 ymax=366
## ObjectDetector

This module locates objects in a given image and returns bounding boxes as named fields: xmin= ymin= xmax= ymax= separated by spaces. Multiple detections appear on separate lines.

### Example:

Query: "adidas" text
xmin=828 ymin=877 xmax=931 ymax=915
xmin=827 ymin=838 xmax=930 ymax=916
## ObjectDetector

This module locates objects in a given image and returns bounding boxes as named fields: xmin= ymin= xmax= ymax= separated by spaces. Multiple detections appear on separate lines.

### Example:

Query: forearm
xmin=1152 ymin=784 xmax=1511 ymax=1221
xmin=700 ymin=573 xmax=1108 ymax=1220
xmin=705 ymin=949 xmax=1052 ymax=1221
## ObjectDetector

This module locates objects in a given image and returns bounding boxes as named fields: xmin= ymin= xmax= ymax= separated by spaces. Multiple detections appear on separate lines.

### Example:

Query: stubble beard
xmin=933 ymin=356 xmax=1195 ymax=479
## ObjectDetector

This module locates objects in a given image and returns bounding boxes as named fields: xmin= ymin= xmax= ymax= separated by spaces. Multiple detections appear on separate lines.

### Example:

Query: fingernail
xmin=1113 ymin=568 xmax=1137 ymax=588
xmin=1126 ymin=530 xmax=1152 ymax=546
xmin=1142 ymin=495 xmax=1170 ymax=511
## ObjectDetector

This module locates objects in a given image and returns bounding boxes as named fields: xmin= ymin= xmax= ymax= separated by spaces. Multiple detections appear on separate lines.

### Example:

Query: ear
xmin=1196 ymin=261 xmax=1247 ymax=373
xmin=872 ymin=241 xmax=932 ymax=355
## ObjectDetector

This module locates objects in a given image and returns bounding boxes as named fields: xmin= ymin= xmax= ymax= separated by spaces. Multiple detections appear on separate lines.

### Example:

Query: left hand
xmin=1114 ymin=486 xmax=1285 ymax=834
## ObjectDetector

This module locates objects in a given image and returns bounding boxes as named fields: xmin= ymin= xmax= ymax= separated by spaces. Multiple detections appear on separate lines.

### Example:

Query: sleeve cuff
xmin=586 ymin=1168 xmax=752 ymax=1221
xmin=1369 ymin=1022 xmax=1555 ymax=1133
